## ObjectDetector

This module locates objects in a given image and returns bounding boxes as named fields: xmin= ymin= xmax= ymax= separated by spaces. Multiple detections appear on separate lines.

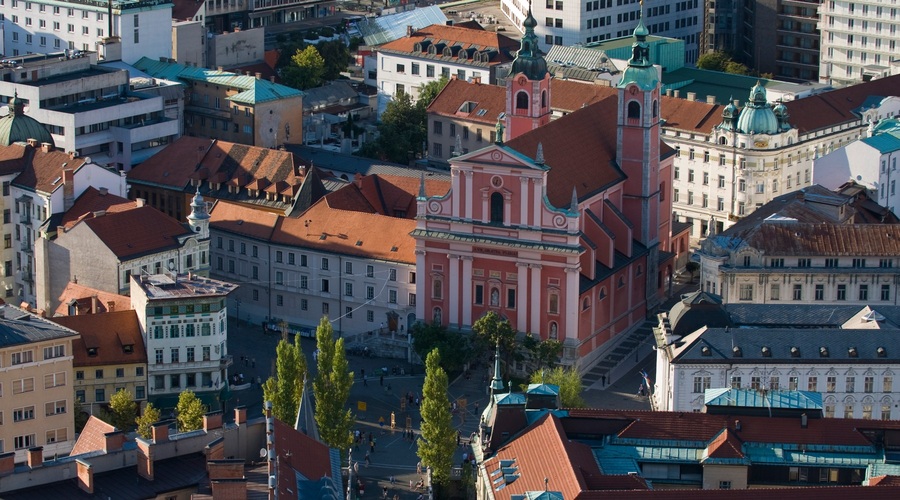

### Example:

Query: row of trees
xmin=79 ymin=388 xmax=208 ymax=438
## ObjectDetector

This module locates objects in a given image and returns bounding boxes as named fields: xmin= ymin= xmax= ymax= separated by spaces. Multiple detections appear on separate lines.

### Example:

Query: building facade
xmin=819 ymin=0 xmax=900 ymax=86
xmin=0 ymin=0 xmax=173 ymax=64
xmin=53 ymin=310 xmax=148 ymax=408
xmin=414 ymin=11 xmax=675 ymax=368
xmin=129 ymin=272 xmax=236 ymax=409
xmin=132 ymin=58 xmax=302 ymax=149
xmin=500 ymin=0 xmax=702 ymax=62
xmin=0 ymin=305 xmax=78 ymax=462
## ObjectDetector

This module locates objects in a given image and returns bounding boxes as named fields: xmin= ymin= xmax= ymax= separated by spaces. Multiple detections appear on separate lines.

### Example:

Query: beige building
xmin=53 ymin=310 xmax=148 ymax=409
xmin=0 ymin=305 xmax=78 ymax=462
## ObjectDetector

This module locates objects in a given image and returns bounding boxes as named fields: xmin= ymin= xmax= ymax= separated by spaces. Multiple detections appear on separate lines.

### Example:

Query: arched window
xmin=652 ymin=100 xmax=658 ymax=117
xmin=541 ymin=90 xmax=547 ymax=108
xmin=490 ymin=192 xmax=504 ymax=224
xmin=516 ymin=91 xmax=528 ymax=111
xmin=719 ymin=136 xmax=727 ymax=145
xmin=433 ymin=279 xmax=443 ymax=299
xmin=598 ymin=287 xmax=607 ymax=300
xmin=582 ymin=297 xmax=590 ymax=310
xmin=627 ymin=101 xmax=641 ymax=119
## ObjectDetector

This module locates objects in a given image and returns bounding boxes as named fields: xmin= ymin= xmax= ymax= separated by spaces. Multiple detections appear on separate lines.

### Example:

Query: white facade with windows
xmin=130 ymin=272 xmax=236 ymax=402
xmin=818 ymin=0 xmax=900 ymax=86
xmin=653 ymin=310 xmax=900 ymax=420
xmin=0 ymin=0 xmax=172 ymax=64
xmin=500 ymin=0 xmax=702 ymax=62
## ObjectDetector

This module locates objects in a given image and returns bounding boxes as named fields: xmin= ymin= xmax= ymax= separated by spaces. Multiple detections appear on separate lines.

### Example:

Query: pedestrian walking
xmin=457 ymin=430 xmax=461 ymax=446
xmin=370 ymin=439 xmax=375 ymax=453
xmin=601 ymin=374 xmax=606 ymax=387
xmin=363 ymin=375 xmax=368 ymax=386
xmin=417 ymin=461 xmax=422 ymax=474
xmin=380 ymin=374 xmax=384 ymax=386
xmin=409 ymin=479 xmax=413 ymax=490
xmin=365 ymin=452 xmax=370 ymax=467
xmin=382 ymin=486 xmax=388 ymax=499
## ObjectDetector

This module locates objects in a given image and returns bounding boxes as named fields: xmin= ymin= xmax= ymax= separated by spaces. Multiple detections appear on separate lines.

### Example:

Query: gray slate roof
xmin=724 ymin=304 xmax=900 ymax=327
xmin=0 ymin=306 xmax=78 ymax=348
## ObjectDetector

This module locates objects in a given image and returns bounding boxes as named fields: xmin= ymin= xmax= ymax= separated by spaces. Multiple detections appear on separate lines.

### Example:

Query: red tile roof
xmin=12 ymin=147 xmax=88 ymax=194
xmin=274 ymin=418 xmax=334 ymax=499
xmin=506 ymin=97 xmax=623 ymax=208
xmin=0 ymin=143 xmax=30 ymax=176
xmin=77 ymin=205 xmax=193 ymax=259
xmin=58 ymin=186 xmax=137 ymax=230
xmin=577 ymin=484 xmax=900 ymax=499
xmin=785 ymin=74 xmax=900 ymax=134
xmin=705 ymin=428 xmax=744 ymax=459
xmin=551 ymin=80 xmax=617 ymax=114
xmin=208 ymin=200 xmax=280 ymax=241
xmin=171 ymin=0 xmax=202 ymax=20
xmin=70 ymin=415 xmax=116 ymax=456
xmin=659 ymin=96 xmax=723 ymax=134
xmin=743 ymin=223 xmax=900 ymax=257
xmin=378 ymin=24 xmax=518 ymax=67
xmin=53 ymin=310 xmax=147 ymax=368
xmin=53 ymin=281 xmax=131 ymax=317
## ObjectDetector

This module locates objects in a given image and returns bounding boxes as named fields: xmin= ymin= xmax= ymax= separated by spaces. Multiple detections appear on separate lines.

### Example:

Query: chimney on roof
xmin=136 ymin=438 xmax=154 ymax=481
xmin=68 ymin=151 xmax=77 ymax=159
xmin=159 ymin=56 xmax=168 ymax=62
xmin=235 ymin=406 xmax=248 ymax=425
xmin=446 ymin=19 xmax=453 ymax=26
xmin=135 ymin=198 xmax=146 ymax=207
xmin=255 ymin=72 xmax=261 ymax=80
xmin=26 ymin=138 xmax=38 ymax=147
xmin=0 ymin=452 xmax=14 ymax=475
xmin=270 ymin=76 xmax=275 ymax=83
xmin=801 ymin=413 xmax=808 ymax=428
xmin=104 ymin=430 xmax=126 ymax=452
xmin=151 ymin=421 xmax=169 ymax=443
xmin=673 ymin=90 xmax=680 ymax=98
xmin=353 ymin=172 xmax=364 ymax=188
xmin=706 ymin=95 xmax=716 ymax=104
xmin=40 ymin=142 xmax=53 ymax=153
xmin=203 ymin=411 xmax=224 ymax=431
xmin=217 ymin=66 xmax=224 ymax=72
xmin=734 ymin=419 xmax=742 ymax=431
xmin=76 ymin=459 xmax=94 ymax=494
xmin=99 ymin=187 xmax=108 ymax=196
xmin=473 ymin=76 xmax=482 ymax=84
xmin=107 ymin=300 xmax=116 ymax=312
xmin=687 ymin=91 xmax=696 ymax=101
xmin=91 ymin=295 xmax=99 ymax=314
xmin=666 ymin=89 xmax=672 ymax=97
xmin=63 ymin=168 xmax=75 ymax=211
xmin=407 ymin=25 xmax=414 ymax=37
xmin=27 ymin=447 xmax=43 ymax=469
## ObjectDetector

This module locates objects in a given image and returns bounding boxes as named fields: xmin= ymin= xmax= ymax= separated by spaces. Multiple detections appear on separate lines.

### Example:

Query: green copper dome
xmin=735 ymin=82 xmax=779 ymax=135
xmin=618 ymin=10 xmax=658 ymax=90
xmin=0 ymin=94 xmax=54 ymax=147
xmin=510 ymin=7 xmax=548 ymax=81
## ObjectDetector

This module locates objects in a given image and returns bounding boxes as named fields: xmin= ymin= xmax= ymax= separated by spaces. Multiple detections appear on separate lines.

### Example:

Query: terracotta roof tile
xmin=0 ymin=143 xmax=30 ymax=176
xmin=550 ymin=80 xmax=617 ymax=113
xmin=274 ymin=418 xmax=335 ymax=499
xmin=577 ymin=485 xmax=900 ymax=499
xmin=706 ymin=428 xmax=744 ymax=459
xmin=208 ymin=200 xmax=280 ymax=241
xmin=53 ymin=281 xmax=131 ymax=317
xmin=507 ymin=97 xmax=623 ymax=208
xmin=659 ymin=96 xmax=723 ymax=134
xmin=743 ymin=223 xmax=900 ymax=256
xmin=70 ymin=415 xmax=117 ymax=456
xmin=12 ymin=147 xmax=87 ymax=194
xmin=79 ymin=205 xmax=193 ymax=259
xmin=378 ymin=24 xmax=518 ymax=66
xmin=785 ymin=74 xmax=900 ymax=134
xmin=58 ymin=186 xmax=137 ymax=230
xmin=54 ymin=310 xmax=146 ymax=368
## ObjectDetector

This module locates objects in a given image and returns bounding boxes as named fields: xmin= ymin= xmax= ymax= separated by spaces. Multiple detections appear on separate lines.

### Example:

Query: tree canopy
xmin=108 ymin=388 xmax=137 ymax=432
xmin=263 ymin=334 xmax=307 ymax=424
xmin=417 ymin=349 xmax=456 ymax=486
xmin=410 ymin=321 xmax=470 ymax=373
xmin=529 ymin=366 xmax=587 ymax=408
xmin=522 ymin=334 xmax=563 ymax=372
xmin=281 ymin=46 xmax=326 ymax=90
xmin=696 ymin=51 xmax=751 ymax=75
xmin=136 ymin=403 xmax=162 ymax=440
xmin=313 ymin=317 xmax=354 ymax=451
xmin=472 ymin=311 xmax=519 ymax=377
xmin=176 ymin=390 xmax=207 ymax=432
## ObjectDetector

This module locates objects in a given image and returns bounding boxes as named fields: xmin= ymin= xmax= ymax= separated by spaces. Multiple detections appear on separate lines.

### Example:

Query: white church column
xmin=532 ymin=178 xmax=542 ymax=227
xmin=517 ymin=262 xmax=529 ymax=331
xmin=415 ymin=250 xmax=426 ymax=321
xmin=520 ymin=176 xmax=529 ymax=226
xmin=448 ymin=255 xmax=460 ymax=327
xmin=461 ymin=256 xmax=473 ymax=327
xmin=451 ymin=170 xmax=460 ymax=219
xmin=464 ymin=171 xmax=473 ymax=220
xmin=565 ymin=266 xmax=580 ymax=341
xmin=529 ymin=264 xmax=542 ymax=335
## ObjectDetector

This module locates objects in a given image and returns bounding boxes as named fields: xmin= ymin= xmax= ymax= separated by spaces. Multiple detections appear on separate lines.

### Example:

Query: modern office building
xmin=819 ymin=0 xmax=900 ymax=86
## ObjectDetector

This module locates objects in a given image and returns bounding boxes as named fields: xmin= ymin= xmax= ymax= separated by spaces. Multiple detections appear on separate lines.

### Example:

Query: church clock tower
xmin=505 ymin=5 xmax=551 ymax=141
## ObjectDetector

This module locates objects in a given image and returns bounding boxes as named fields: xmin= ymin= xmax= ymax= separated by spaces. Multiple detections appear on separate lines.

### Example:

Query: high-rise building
xmin=819 ymin=0 xmax=900 ymax=85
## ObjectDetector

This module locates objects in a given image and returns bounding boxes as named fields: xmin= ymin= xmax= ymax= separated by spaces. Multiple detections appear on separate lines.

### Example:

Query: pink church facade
xmin=412 ymin=10 xmax=675 ymax=369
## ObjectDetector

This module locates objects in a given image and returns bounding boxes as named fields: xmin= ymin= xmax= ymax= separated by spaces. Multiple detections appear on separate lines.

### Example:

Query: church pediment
xmin=452 ymin=144 xmax=548 ymax=171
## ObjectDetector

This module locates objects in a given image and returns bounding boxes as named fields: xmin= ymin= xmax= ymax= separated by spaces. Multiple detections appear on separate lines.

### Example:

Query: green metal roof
xmin=862 ymin=133 xmax=900 ymax=154
xmin=0 ymin=98 xmax=54 ymax=147
xmin=661 ymin=67 xmax=783 ymax=107
xmin=133 ymin=57 xmax=303 ymax=105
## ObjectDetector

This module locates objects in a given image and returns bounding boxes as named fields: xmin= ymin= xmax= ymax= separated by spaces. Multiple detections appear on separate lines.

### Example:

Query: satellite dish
xmin=259 ymin=448 xmax=268 ymax=458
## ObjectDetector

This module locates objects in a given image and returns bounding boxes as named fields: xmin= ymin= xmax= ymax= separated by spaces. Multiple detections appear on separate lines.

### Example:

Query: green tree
xmin=108 ymin=388 xmax=137 ymax=432
xmin=357 ymin=91 xmax=426 ymax=163
xmin=73 ymin=396 xmax=90 ymax=433
xmin=523 ymin=334 xmax=563 ymax=372
xmin=417 ymin=349 xmax=456 ymax=487
xmin=316 ymin=39 xmax=353 ymax=81
xmin=136 ymin=403 xmax=162 ymax=439
xmin=176 ymin=390 xmax=207 ymax=432
xmin=723 ymin=60 xmax=751 ymax=75
xmin=529 ymin=366 xmax=587 ymax=408
xmin=696 ymin=51 xmax=731 ymax=72
xmin=410 ymin=321 xmax=470 ymax=373
xmin=282 ymin=46 xmax=326 ymax=90
xmin=415 ymin=76 xmax=450 ymax=112
xmin=313 ymin=317 xmax=354 ymax=451
xmin=472 ymin=311 xmax=518 ymax=376
xmin=263 ymin=334 xmax=307 ymax=423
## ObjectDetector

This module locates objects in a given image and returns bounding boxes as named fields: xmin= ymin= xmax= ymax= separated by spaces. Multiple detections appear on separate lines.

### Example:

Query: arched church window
xmin=719 ymin=136 xmax=727 ymax=145
xmin=490 ymin=192 xmax=504 ymax=224
xmin=627 ymin=101 xmax=640 ymax=119
xmin=516 ymin=91 xmax=529 ymax=112
xmin=541 ymin=90 xmax=547 ymax=108
xmin=652 ymin=100 xmax=658 ymax=118
xmin=433 ymin=279 xmax=443 ymax=299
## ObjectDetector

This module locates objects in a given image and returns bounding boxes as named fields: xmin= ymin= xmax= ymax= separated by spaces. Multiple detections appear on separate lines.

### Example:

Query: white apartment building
xmin=0 ymin=0 xmax=172 ymax=64
xmin=0 ymin=51 xmax=182 ymax=170
xmin=7 ymin=143 xmax=126 ymax=307
xmin=654 ymin=298 xmax=900 ymax=420
xmin=130 ymin=272 xmax=236 ymax=408
xmin=500 ymin=0 xmax=702 ymax=63
xmin=819 ymin=0 xmax=900 ymax=86
xmin=374 ymin=23 xmax=518 ymax=115
xmin=813 ymin=116 xmax=900 ymax=216
xmin=665 ymin=75 xmax=900 ymax=242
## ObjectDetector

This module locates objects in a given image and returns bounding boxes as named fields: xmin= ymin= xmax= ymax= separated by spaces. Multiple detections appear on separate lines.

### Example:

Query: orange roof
xmin=58 ymin=186 xmax=137 ymax=230
xmin=129 ymin=136 xmax=302 ymax=193
xmin=12 ymin=147 xmax=87 ymax=195
xmin=274 ymin=418 xmax=335 ymax=498
xmin=54 ymin=281 xmax=131 ymax=317
xmin=77 ymin=205 xmax=193 ymax=259
xmin=551 ymin=80 xmax=617 ymax=113
xmin=70 ymin=416 xmax=117 ymax=456
xmin=507 ymin=97 xmax=623 ymax=208
xmin=705 ymin=428 xmax=744 ymax=459
xmin=208 ymin=200 xmax=280 ymax=241
xmin=785 ymin=74 xmax=900 ymax=134
xmin=0 ymin=143 xmax=30 ymax=176
xmin=53 ymin=310 xmax=147 ymax=368
xmin=378 ymin=24 xmax=518 ymax=66
xmin=659 ymin=95 xmax=723 ymax=134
